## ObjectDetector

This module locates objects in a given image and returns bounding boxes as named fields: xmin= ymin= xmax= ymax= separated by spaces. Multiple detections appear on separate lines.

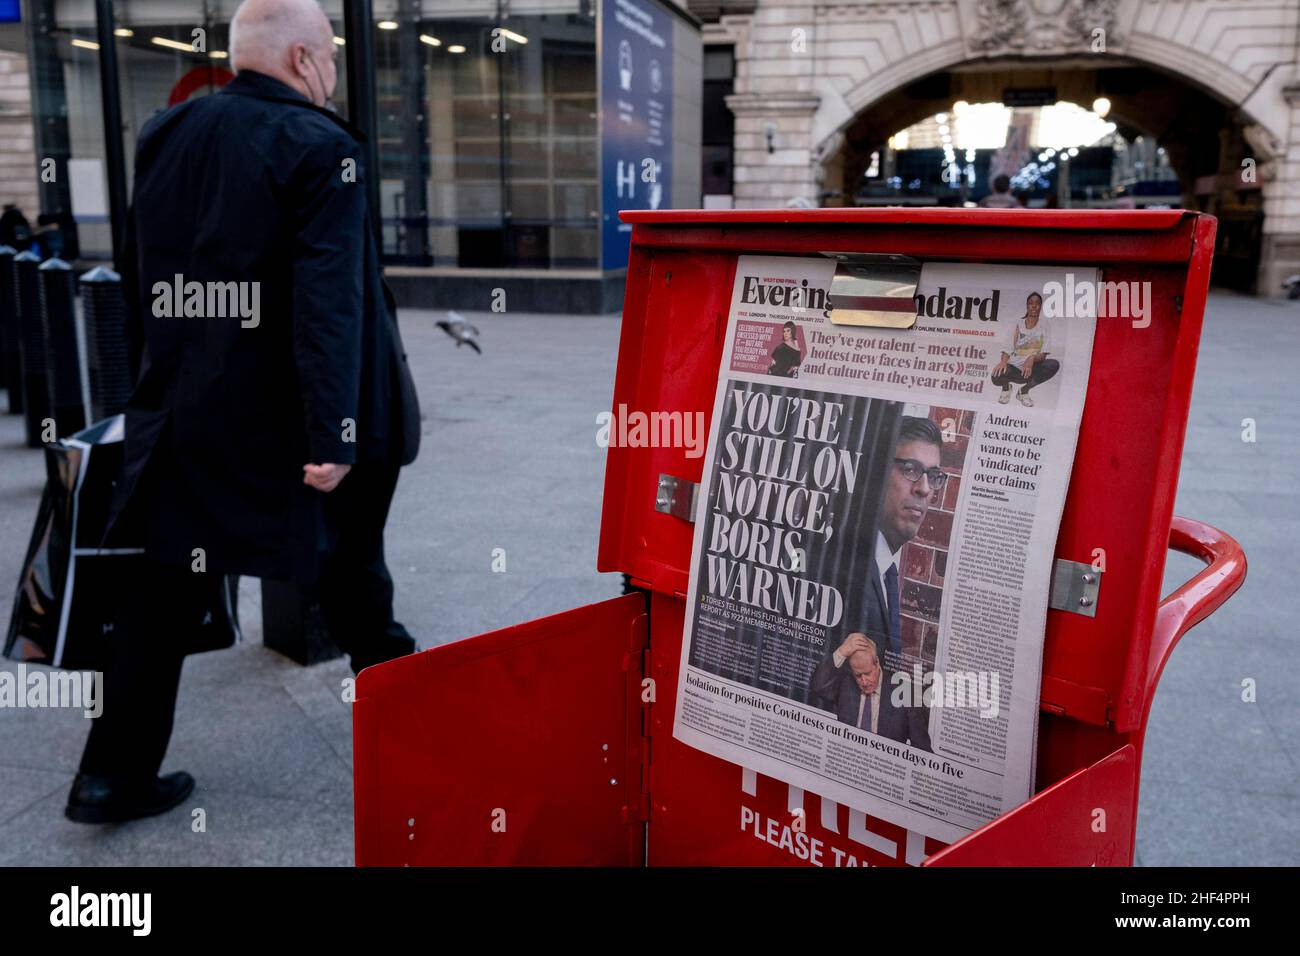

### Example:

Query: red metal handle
xmin=1146 ymin=516 xmax=1247 ymax=704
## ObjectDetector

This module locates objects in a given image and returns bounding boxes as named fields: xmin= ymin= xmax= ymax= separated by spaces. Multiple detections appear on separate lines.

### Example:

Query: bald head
xmin=230 ymin=0 xmax=337 ymax=106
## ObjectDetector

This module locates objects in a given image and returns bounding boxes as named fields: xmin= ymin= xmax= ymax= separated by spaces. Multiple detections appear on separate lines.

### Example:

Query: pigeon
xmin=1283 ymin=275 xmax=1300 ymax=300
xmin=436 ymin=311 xmax=482 ymax=353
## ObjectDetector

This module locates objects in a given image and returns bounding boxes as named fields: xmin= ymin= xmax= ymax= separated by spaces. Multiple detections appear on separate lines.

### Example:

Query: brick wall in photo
xmin=899 ymin=407 xmax=973 ymax=666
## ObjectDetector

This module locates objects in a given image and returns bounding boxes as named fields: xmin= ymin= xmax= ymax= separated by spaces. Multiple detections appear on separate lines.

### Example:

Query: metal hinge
xmin=655 ymin=473 xmax=698 ymax=523
xmin=623 ymin=612 xmax=652 ymax=828
xmin=622 ymin=791 xmax=652 ymax=825
xmin=1049 ymin=559 xmax=1102 ymax=617
xmin=634 ymin=645 xmax=653 ymax=824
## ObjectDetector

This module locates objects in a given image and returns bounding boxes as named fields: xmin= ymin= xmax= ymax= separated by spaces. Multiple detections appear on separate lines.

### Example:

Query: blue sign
xmin=0 ymin=0 xmax=20 ymax=23
xmin=600 ymin=0 xmax=672 ymax=270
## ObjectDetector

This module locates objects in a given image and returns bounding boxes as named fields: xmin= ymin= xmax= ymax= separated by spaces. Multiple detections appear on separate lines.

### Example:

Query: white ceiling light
xmin=151 ymin=36 xmax=196 ymax=52
xmin=1038 ymin=101 xmax=1116 ymax=149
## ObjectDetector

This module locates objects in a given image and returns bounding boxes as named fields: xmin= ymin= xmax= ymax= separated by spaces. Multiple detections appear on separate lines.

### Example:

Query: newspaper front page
xmin=673 ymin=255 xmax=1098 ymax=844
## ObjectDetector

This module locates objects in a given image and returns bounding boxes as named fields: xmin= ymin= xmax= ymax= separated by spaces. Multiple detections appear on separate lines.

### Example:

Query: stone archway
xmin=820 ymin=64 xmax=1230 ymax=201
xmin=723 ymin=0 xmax=1298 ymax=292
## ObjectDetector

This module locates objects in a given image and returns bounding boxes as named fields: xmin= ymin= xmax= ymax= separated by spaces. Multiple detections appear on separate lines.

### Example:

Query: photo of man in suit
xmin=860 ymin=414 xmax=946 ymax=666
xmin=809 ymin=634 xmax=930 ymax=747
xmin=808 ymin=415 xmax=946 ymax=751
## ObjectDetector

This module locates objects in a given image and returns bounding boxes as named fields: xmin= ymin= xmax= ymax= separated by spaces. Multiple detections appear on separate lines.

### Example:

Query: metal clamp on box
xmin=1049 ymin=559 xmax=1103 ymax=617
xmin=654 ymin=473 xmax=698 ymax=523
xmin=824 ymin=252 xmax=921 ymax=328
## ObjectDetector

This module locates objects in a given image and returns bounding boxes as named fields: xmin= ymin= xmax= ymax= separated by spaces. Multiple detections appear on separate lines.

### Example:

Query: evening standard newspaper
xmin=672 ymin=255 xmax=1098 ymax=843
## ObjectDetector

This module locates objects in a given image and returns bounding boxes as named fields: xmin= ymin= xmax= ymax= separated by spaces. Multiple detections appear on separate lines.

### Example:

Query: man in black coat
xmin=67 ymin=0 xmax=420 ymax=824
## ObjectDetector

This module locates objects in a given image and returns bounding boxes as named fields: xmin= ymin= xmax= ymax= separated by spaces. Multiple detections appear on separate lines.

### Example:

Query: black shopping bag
xmin=4 ymin=415 xmax=240 ymax=670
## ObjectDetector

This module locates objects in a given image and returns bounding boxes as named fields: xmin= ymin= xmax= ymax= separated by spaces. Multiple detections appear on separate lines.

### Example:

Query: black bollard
xmin=79 ymin=266 xmax=133 ymax=421
xmin=38 ymin=258 xmax=86 ymax=438
xmin=13 ymin=251 xmax=49 ymax=447
xmin=0 ymin=245 xmax=21 ymax=414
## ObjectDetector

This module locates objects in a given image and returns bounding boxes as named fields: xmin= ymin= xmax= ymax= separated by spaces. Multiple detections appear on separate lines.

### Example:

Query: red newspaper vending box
xmin=353 ymin=209 xmax=1245 ymax=867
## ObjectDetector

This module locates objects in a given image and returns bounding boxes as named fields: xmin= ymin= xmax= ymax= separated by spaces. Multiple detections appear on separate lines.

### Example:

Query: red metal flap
xmin=923 ymin=744 xmax=1137 ymax=867
xmin=353 ymin=594 xmax=647 ymax=867
xmin=621 ymin=207 xmax=1190 ymax=231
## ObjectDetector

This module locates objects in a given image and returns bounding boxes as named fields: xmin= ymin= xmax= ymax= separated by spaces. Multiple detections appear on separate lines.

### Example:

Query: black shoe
xmin=65 ymin=771 xmax=196 ymax=825
xmin=349 ymin=629 xmax=419 ymax=675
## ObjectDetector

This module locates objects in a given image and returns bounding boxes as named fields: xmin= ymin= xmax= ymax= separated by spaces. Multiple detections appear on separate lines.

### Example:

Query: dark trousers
xmin=79 ymin=459 xmax=414 ymax=780
xmin=78 ymin=560 xmax=205 ymax=778
xmin=992 ymin=357 xmax=1060 ymax=393
xmin=315 ymin=455 xmax=417 ymax=674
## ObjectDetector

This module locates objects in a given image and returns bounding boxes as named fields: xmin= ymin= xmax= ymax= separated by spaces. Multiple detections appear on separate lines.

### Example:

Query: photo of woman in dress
xmin=991 ymin=292 xmax=1060 ymax=407
xmin=767 ymin=321 xmax=803 ymax=378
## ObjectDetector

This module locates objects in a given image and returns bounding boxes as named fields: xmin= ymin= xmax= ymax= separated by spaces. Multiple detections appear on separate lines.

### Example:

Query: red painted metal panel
xmin=353 ymin=594 xmax=647 ymax=866
xmin=619 ymin=208 xmax=1187 ymax=230
xmin=923 ymin=745 xmax=1138 ymax=867
xmin=622 ymin=224 xmax=1194 ymax=265
xmin=596 ymin=247 xmax=735 ymax=598
xmin=618 ymin=209 xmax=1201 ymax=265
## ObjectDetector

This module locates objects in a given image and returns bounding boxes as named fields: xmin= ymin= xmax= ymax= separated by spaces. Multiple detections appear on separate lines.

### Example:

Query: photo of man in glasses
xmin=809 ymin=415 xmax=945 ymax=751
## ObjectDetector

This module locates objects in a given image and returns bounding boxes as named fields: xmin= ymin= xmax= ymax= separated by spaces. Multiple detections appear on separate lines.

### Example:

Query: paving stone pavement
xmin=0 ymin=295 xmax=1295 ymax=866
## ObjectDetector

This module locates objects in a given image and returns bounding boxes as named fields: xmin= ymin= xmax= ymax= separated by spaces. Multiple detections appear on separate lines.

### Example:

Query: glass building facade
xmin=9 ymin=0 xmax=700 ymax=310
xmin=374 ymin=3 xmax=600 ymax=269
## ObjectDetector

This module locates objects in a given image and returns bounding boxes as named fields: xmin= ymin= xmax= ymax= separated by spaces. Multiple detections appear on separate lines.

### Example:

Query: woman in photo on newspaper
xmin=991 ymin=292 xmax=1060 ymax=407
xmin=767 ymin=321 xmax=803 ymax=377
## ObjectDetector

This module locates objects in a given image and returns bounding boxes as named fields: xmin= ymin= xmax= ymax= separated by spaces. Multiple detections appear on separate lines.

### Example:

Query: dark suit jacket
xmin=111 ymin=70 xmax=419 ymax=584
xmin=809 ymin=652 xmax=932 ymax=751
xmin=857 ymin=551 xmax=894 ymax=660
